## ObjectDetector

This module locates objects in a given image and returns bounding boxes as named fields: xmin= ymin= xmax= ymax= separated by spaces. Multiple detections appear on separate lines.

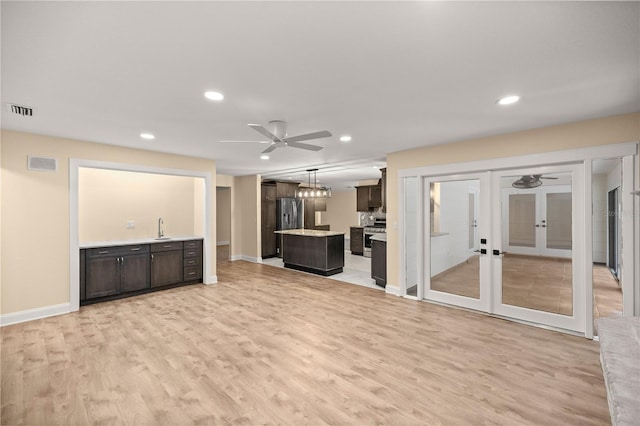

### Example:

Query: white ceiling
xmin=2 ymin=1 xmax=638 ymax=190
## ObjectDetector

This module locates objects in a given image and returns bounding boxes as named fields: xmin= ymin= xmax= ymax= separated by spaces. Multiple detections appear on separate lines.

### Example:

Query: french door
xmin=422 ymin=164 xmax=584 ymax=333
xmin=502 ymin=185 xmax=572 ymax=258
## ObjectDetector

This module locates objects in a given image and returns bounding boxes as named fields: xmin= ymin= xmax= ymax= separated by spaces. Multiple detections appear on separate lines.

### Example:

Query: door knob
xmin=492 ymin=249 xmax=507 ymax=256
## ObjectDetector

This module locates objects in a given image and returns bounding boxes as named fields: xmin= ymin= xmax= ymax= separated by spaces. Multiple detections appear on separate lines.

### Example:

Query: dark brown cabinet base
xmin=282 ymin=233 xmax=344 ymax=276
xmin=80 ymin=239 xmax=203 ymax=306
xmin=371 ymin=239 xmax=386 ymax=287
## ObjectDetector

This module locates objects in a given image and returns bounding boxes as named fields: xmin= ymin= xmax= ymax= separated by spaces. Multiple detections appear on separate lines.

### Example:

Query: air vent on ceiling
xmin=27 ymin=155 xmax=57 ymax=172
xmin=5 ymin=103 xmax=35 ymax=117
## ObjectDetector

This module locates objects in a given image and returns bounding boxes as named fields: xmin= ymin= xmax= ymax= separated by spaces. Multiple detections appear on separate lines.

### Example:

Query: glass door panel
xmin=493 ymin=166 xmax=583 ymax=333
xmin=425 ymin=175 xmax=489 ymax=312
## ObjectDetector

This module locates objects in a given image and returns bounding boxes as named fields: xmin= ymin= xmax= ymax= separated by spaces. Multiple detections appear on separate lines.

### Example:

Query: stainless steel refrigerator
xmin=276 ymin=198 xmax=303 ymax=256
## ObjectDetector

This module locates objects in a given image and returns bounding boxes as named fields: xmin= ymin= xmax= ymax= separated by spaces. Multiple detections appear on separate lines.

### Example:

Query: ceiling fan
xmin=220 ymin=120 xmax=332 ymax=154
xmin=512 ymin=174 xmax=558 ymax=189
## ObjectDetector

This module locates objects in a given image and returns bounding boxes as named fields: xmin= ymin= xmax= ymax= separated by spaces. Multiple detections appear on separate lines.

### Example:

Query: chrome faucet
xmin=158 ymin=217 xmax=164 ymax=238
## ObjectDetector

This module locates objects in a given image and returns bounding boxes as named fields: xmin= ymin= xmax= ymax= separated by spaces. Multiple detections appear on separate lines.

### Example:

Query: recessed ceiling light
xmin=204 ymin=91 xmax=224 ymax=101
xmin=340 ymin=135 xmax=352 ymax=142
xmin=497 ymin=95 xmax=520 ymax=105
xmin=140 ymin=133 xmax=155 ymax=140
xmin=260 ymin=154 xmax=269 ymax=160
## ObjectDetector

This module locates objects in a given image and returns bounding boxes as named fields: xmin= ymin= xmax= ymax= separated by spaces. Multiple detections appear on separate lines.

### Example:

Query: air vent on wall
xmin=27 ymin=155 xmax=57 ymax=172
xmin=5 ymin=103 xmax=35 ymax=117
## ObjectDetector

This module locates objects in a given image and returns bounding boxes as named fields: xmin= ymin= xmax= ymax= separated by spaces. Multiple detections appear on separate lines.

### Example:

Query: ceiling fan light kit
xmin=297 ymin=168 xmax=331 ymax=199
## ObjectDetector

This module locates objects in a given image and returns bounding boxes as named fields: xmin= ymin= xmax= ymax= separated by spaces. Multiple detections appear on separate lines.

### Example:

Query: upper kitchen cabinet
xmin=381 ymin=168 xmax=387 ymax=213
xmin=261 ymin=183 xmax=277 ymax=258
xmin=356 ymin=182 xmax=382 ymax=211
xmin=275 ymin=182 xmax=300 ymax=199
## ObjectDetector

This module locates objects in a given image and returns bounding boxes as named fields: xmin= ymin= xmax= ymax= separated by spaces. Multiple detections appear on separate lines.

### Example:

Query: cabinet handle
xmin=151 ymin=254 xmax=154 ymax=262
xmin=121 ymin=257 xmax=125 ymax=265
xmin=163 ymin=245 xmax=172 ymax=248
xmin=187 ymin=251 xmax=195 ymax=256
xmin=188 ymin=272 xmax=195 ymax=276
xmin=130 ymin=247 xmax=141 ymax=251
xmin=99 ymin=250 xmax=109 ymax=254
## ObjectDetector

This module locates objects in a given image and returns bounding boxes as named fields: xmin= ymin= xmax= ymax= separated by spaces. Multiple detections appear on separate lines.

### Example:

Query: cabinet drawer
xmin=184 ymin=239 xmax=202 ymax=250
xmin=183 ymin=266 xmax=202 ymax=281
xmin=184 ymin=247 xmax=202 ymax=258
xmin=87 ymin=244 xmax=149 ymax=258
xmin=151 ymin=241 xmax=184 ymax=252
xmin=184 ymin=256 xmax=202 ymax=267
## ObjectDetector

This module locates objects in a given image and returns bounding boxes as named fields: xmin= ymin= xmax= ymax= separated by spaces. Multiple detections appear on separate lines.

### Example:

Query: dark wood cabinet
xmin=80 ymin=250 xmax=86 ymax=301
xmin=120 ymin=253 xmax=150 ymax=292
xmin=314 ymin=197 xmax=327 ymax=212
xmin=151 ymin=242 xmax=184 ymax=287
xmin=85 ymin=244 xmax=150 ymax=299
xmin=183 ymin=239 xmax=203 ymax=281
xmin=304 ymin=199 xmax=316 ymax=229
xmin=350 ymin=226 xmax=364 ymax=255
xmin=276 ymin=182 xmax=299 ymax=199
xmin=86 ymin=255 xmax=120 ymax=299
xmin=381 ymin=168 xmax=387 ymax=213
xmin=81 ymin=239 xmax=202 ymax=305
xmin=371 ymin=239 xmax=386 ymax=287
xmin=261 ymin=184 xmax=277 ymax=258
xmin=356 ymin=184 xmax=382 ymax=211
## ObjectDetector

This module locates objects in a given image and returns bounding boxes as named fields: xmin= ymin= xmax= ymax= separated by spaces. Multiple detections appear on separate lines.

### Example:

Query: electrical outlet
xmin=126 ymin=220 xmax=135 ymax=229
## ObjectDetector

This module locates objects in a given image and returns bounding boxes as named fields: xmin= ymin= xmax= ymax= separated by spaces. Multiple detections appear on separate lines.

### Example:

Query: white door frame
xmin=398 ymin=141 xmax=638 ymax=337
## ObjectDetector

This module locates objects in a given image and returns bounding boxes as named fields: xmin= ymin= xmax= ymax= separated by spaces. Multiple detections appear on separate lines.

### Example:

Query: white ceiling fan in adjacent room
xmin=220 ymin=120 xmax=332 ymax=154
xmin=512 ymin=174 xmax=559 ymax=189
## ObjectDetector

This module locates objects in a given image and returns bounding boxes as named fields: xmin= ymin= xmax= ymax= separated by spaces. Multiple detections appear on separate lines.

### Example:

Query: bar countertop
xmin=274 ymin=229 xmax=344 ymax=237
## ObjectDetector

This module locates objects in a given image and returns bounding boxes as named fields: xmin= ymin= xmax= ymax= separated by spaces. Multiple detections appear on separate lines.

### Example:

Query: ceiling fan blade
xmin=283 ymin=130 xmax=332 ymax=143
xmin=540 ymin=177 xmax=559 ymax=179
xmin=219 ymin=140 xmax=270 ymax=144
xmin=262 ymin=144 xmax=278 ymax=154
xmin=248 ymin=124 xmax=282 ymax=142
xmin=287 ymin=141 xmax=323 ymax=151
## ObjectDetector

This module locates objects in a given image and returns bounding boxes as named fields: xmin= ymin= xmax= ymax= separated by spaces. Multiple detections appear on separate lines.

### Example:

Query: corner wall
xmin=1 ymin=130 xmax=217 ymax=316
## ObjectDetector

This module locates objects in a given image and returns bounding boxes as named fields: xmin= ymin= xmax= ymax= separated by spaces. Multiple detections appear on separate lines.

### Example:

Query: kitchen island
xmin=275 ymin=229 xmax=344 ymax=276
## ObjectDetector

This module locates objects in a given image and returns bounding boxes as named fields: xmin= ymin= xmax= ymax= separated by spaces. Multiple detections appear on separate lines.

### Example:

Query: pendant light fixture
xmin=297 ymin=168 xmax=332 ymax=199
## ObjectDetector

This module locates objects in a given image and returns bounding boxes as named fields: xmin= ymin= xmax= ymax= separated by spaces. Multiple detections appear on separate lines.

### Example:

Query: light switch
xmin=126 ymin=220 xmax=135 ymax=229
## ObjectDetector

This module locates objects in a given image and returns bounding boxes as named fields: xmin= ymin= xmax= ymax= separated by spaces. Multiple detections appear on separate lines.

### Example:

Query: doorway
xmin=399 ymin=144 xmax=637 ymax=337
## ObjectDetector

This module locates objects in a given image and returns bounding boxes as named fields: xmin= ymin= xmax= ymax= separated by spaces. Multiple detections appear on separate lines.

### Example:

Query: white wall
xmin=592 ymin=174 xmax=608 ymax=263
xmin=431 ymin=180 xmax=478 ymax=276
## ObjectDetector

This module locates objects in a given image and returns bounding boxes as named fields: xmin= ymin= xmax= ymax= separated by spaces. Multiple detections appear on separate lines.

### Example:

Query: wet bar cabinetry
xmin=80 ymin=238 xmax=203 ymax=305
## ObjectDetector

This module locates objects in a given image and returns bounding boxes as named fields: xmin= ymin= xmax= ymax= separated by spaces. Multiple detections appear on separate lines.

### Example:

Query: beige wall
xmin=386 ymin=112 xmax=640 ymax=289
xmin=233 ymin=175 xmax=261 ymax=260
xmin=216 ymin=187 xmax=231 ymax=244
xmin=1 ymin=130 xmax=217 ymax=315
xmin=324 ymin=190 xmax=359 ymax=236
xmin=79 ymin=168 xmax=200 ymax=242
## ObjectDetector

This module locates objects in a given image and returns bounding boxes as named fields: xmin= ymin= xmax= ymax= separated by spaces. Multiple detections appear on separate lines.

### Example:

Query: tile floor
xmin=261 ymin=250 xmax=384 ymax=291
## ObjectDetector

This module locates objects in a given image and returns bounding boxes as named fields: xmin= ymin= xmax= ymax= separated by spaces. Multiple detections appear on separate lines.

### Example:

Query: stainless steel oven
xmin=363 ymin=218 xmax=386 ymax=258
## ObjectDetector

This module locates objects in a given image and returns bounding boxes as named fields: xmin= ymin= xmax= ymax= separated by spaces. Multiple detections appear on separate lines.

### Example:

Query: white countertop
xmin=275 ymin=229 xmax=344 ymax=237
xmin=80 ymin=235 xmax=203 ymax=249
xmin=370 ymin=233 xmax=387 ymax=242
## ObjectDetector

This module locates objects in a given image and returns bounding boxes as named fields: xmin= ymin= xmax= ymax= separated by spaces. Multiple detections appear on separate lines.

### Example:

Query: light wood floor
xmin=427 ymin=255 xmax=620 ymax=319
xmin=1 ymin=258 xmax=610 ymax=425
